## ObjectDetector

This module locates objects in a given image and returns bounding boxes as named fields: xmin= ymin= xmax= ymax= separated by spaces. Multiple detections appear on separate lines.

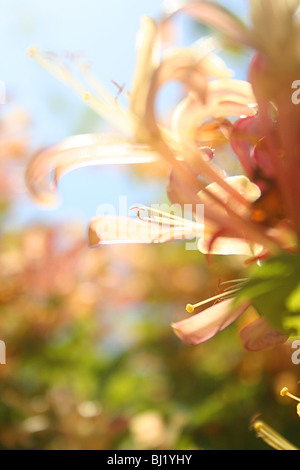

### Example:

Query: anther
xmin=185 ymin=288 xmax=239 ymax=314
xmin=27 ymin=46 xmax=38 ymax=57
xmin=252 ymin=420 xmax=298 ymax=450
xmin=280 ymin=387 xmax=300 ymax=417
xmin=280 ymin=387 xmax=289 ymax=397
xmin=83 ymin=92 xmax=91 ymax=101
xmin=186 ymin=304 xmax=195 ymax=314
xmin=280 ymin=387 xmax=300 ymax=402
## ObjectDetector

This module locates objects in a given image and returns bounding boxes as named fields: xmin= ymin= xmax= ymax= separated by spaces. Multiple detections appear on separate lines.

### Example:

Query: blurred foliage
xmin=0 ymin=108 xmax=299 ymax=450
xmin=237 ymin=252 xmax=300 ymax=335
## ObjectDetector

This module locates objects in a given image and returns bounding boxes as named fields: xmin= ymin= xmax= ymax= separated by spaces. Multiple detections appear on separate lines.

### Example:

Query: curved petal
xmin=230 ymin=115 xmax=261 ymax=177
xmin=239 ymin=317 xmax=289 ymax=351
xmin=130 ymin=17 xmax=160 ymax=141
xmin=198 ymin=175 xmax=261 ymax=220
xmin=26 ymin=134 xmax=159 ymax=205
xmin=172 ymin=80 xmax=256 ymax=144
xmin=171 ymin=298 xmax=249 ymax=345
xmin=88 ymin=215 xmax=200 ymax=247
xmin=197 ymin=236 xmax=262 ymax=256
xmin=196 ymin=176 xmax=263 ymax=255
xmin=164 ymin=1 xmax=255 ymax=48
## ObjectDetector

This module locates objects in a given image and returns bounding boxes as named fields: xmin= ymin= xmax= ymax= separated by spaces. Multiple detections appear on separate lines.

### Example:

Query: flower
xmin=26 ymin=2 xmax=300 ymax=351
xmin=172 ymin=297 xmax=250 ymax=345
xmin=165 ymin=0 xmax=300 ymax=243
xmin=171 ymin=279 xmax=289 ymax=351
xmin=26 ymin=15 xmax=273 ymax=255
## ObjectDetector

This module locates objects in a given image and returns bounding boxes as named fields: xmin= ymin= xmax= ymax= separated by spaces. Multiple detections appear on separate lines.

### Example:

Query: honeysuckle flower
xmin=26 ymin=19 xmax=236 ymax=204
xmin=26 ymin=2 xmax=300 ymax=353
xmin=172 ymin=297 xmax=250 ymax=345
xmin=26 ymin=15 xmax=278 ymax=256
xmin=164 ymin=0 xmax=300 ymax=242
xmin=171 ymin=279 xmax=289 ymax=351
xmin=88 ymin=206 xmax=202 ymax=247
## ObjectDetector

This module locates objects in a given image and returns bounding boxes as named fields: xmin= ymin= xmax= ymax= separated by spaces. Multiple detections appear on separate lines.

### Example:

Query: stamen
xmin=219 ymin=278 xmax=248 ymax=287
xmin=130 ymin=205 xmax=198 ymax=228
xmin=111 ymin=80 xmax=127 ymax=105
xmin=253 ymin=420 xmax=298 ymax=450
xmin=76 ymin=61 xmax=116 ymax=106
xmin=280 ymin=387 xmax=300 ymax=401
xmin=27 ymin=46 xmax=131 ymax=135
xmin=218 ymin=278 xmax=248 ymax=292
xmin=27 ymin=46 xmax=38 ymax=57
xmin=280 ymin=387 xmax=300 ymax=416
xmin=185 ymin=288 xmax=240 ymax=313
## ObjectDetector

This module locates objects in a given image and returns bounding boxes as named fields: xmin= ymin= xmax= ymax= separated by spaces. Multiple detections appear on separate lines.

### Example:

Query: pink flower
xmin=26 ymin=2 xmax=300 ymax=351
xmin=172 ymin=295 xmax=289 ymax=351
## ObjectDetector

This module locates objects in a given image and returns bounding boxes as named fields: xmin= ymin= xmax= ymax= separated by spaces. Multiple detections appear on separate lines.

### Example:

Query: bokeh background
xmin=0 ymin=0 xmax=299 ymax=450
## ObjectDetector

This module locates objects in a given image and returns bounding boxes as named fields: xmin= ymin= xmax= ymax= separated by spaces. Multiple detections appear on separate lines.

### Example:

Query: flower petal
xmin=172 ymin=80 xmax=256 ymax=145
xmin=196 ymin=176 xmax=263 ymax=255
xmin=197 ymin=175 xmax=261 ymax=221
xmin=164 ymin=1 xmax=254 ymax=48
xmin=197 ymin=236 xmax=262 ymax=256
xmin=230 ymin=116 xmax=261 ymax=177
xmin=26 ymin=134 xmax=159 ymax=205
xmin=88 ymin=215 xmax=200 ymax=247
xmin=130 ymin=17 xmax=160 ymax=141
xmin=239 ymin=317 xmax=289 ymax=351
xmin=171 ymin=298 xmax=249 ymax=345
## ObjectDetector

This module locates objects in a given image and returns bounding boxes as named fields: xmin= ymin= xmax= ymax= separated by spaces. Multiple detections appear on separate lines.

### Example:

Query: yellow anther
xmin=252 ymin=420 xmax=298 ymax=450
xmin=280 ymin=387 xmax=289 ymax=397
xmin=280 ymin=387 xmax=300 ymax=402
xmin=253 ymin=421 xmax=263 ymax=432
xmin=83 ymin=92 xmax=91 ymax=101
xmin=185 ymin=288 xmax=239 ymax=315
xmin=27 ymin=46 xmax=38 ymax=57
xmin=186 ymin=304 xmax=195 ymax=314
xmin=280 ymin=387 xmax=300 ymax=417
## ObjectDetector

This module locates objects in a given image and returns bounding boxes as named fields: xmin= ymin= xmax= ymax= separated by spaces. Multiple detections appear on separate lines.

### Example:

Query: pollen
xmin=280 ymin=387 xmax=289 ymax=397
xmin=253 ymin=421 xmax=263 ymax=432
xmin=83 ymin=92 xmax=91 ymax=102
xmin=186 ymin=304 xmax=195 ymax=313
xmin=27 ymin=46 xmax=38 ymax=57
xmin=251 ymin=209 xmax=267 ymax=223
xmin=185 ymin=285 xmax=241 ymax=315
xmin=280 ymin=387 xmax=300 ymax=417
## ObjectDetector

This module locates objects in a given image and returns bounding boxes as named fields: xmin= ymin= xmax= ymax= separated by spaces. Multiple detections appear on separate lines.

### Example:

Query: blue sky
xmin=0 ymin=0 xmax=249 ymax=230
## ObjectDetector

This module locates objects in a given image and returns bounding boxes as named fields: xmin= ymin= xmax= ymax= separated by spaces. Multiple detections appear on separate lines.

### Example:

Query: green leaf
xmin=283 ymin=316 xmax=300 ymax=337
xmin=287 ymin=282 xmax=300 ymax=313
xmin=236 ymin=251 xmax=300 ymax=333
